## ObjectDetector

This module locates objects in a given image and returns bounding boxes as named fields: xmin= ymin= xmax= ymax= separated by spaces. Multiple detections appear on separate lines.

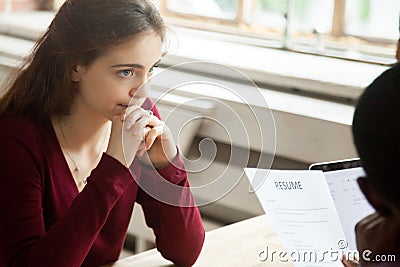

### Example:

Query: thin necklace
xmin=59 ymin=122 xmax=108 ymax=185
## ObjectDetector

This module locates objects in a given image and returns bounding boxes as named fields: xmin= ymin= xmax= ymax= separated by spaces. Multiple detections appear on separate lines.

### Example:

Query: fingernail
xmin=125 ymin=121 xmax=132 ymax=129
xmin=132 ymin=127 xmax=138 ymax=135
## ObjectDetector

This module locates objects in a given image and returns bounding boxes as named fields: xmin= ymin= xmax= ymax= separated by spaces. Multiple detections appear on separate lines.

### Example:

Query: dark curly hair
xmin=353 ymin=63 xmax=400 ymax=208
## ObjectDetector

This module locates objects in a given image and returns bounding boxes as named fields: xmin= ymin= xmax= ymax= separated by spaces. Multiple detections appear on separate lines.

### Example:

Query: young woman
xmin=0 ymin=1 xmax=205 ymax=266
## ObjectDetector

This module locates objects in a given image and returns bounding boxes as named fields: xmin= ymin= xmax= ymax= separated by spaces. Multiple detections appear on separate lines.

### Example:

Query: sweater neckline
xmin=45 ymin=118 xmax=81 ymax=195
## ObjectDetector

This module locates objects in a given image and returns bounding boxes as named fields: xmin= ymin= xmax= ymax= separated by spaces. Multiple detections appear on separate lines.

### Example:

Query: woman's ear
xmin=71 ymin=65 xmax=87 ymax=82
xmin=357 ymin=177 xmax=392 ymax=217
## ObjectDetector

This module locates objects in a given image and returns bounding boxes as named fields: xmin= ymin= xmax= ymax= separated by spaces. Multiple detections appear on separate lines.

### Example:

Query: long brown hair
xmin=0 ymin=0 xmax=166 ymax=119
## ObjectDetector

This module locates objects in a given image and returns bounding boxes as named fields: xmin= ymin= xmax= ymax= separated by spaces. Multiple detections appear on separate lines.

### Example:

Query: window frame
xmin=159 ymin=0 xmax=397 ymax=65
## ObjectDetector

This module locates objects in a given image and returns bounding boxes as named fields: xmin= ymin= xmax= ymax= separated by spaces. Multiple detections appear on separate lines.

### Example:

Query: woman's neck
xmin=51 ymin=100 xmax=111 ymax=153
xmin=51 ymin=99 xmax=112 ymax=192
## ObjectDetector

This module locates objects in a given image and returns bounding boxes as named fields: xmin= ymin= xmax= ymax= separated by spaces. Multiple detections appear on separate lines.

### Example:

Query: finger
xmin=124 ymin=104 xmax=139 ymax=116
xmin=145 ymin=126 xmax=163 ymax=150
xmin=356 ymin=212 xmax=380 ymax=228
xmin=342 ymin=255 xmax=359 ymax=267
xmin=124 ymin=107 xmax=149 ymax=130
xmin=145 ymin=112 xmax=163 ymax=128
xmin=140 ymin=127 xmax=152 ymax=153
xmin=130 ymin=116 xmax=148 ymax=137
xmin=341 ymin=259 xmax=359 ymax=267
xmin=144 ymin=126 xmax=152 ymax=137
xmin=364 ymin=215 xmax=384 ymax=230
xmin=123 ymin=104 xmax=141 ymax=129
xmin=355 ymin=212 xmax=380 ymax=232
xmin=125 ymin=110 xmax=148 ymax=130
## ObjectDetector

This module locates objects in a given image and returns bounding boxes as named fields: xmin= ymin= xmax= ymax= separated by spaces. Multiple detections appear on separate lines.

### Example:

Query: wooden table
xmin=108 ymin=214 xmax=294 ymax=267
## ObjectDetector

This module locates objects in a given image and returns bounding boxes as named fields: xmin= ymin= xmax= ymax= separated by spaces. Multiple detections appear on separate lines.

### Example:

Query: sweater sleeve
xmin=0 ymin=120 xmax=134 ymax=267
xmin=136 ymin=155 xmax=205 ymax=267
xmin=136 ymin=102 xmax=205 ymax=267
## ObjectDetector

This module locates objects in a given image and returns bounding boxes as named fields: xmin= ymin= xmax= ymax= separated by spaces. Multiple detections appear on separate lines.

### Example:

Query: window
xmin=159 ymin=0 xmax=399 ymax=65
xmin=0 ymin=0 xmax=42 ymax=11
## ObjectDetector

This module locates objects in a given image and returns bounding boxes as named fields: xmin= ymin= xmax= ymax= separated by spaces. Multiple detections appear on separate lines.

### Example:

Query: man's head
xmin=353 ymin=63 xmax=400 ymax=219
xmin=396 ymin=16 xmax=400 ymax=61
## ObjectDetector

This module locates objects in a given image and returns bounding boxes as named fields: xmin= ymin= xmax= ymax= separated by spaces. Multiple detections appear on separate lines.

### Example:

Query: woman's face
xmin=72 ymin=31 xmax=162 ymax=120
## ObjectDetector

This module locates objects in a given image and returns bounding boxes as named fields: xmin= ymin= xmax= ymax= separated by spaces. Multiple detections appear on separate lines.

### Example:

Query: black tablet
xmin=309 ymin=158 xmax=362 ymax=172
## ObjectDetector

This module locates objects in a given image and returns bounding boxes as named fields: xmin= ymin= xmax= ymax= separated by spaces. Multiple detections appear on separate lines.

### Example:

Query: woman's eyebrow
xmin=110 ymin=59 xmax=162 ymax=69
xmin=110 ymin=63 xmax=144 ymax=69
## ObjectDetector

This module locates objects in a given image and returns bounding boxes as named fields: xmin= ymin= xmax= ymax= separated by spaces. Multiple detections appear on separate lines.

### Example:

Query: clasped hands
xmin=107 ymin=105 xmax=177 ymax=169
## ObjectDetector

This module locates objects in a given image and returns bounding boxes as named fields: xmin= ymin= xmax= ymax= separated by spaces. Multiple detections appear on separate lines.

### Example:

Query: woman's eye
xmin=148 ymin=65 xmax=159 ymax=75
xmin=118 ymin=69 xmax=134 ymax=78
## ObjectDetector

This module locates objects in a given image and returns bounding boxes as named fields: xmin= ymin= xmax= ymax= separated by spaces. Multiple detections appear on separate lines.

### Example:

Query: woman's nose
xmin=129 ymin=77 xmax=149 ymax=99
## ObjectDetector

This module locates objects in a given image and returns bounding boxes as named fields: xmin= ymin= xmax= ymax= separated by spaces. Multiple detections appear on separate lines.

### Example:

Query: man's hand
xmin=355 ymin=212 xmax=400 ymax=264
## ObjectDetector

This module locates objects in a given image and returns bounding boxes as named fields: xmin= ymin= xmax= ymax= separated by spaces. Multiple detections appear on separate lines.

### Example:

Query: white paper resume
xmin=245 ymin=168 xmax=347 ymax=267
xmin=323 ymin=168 xmax=374 ymax=251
